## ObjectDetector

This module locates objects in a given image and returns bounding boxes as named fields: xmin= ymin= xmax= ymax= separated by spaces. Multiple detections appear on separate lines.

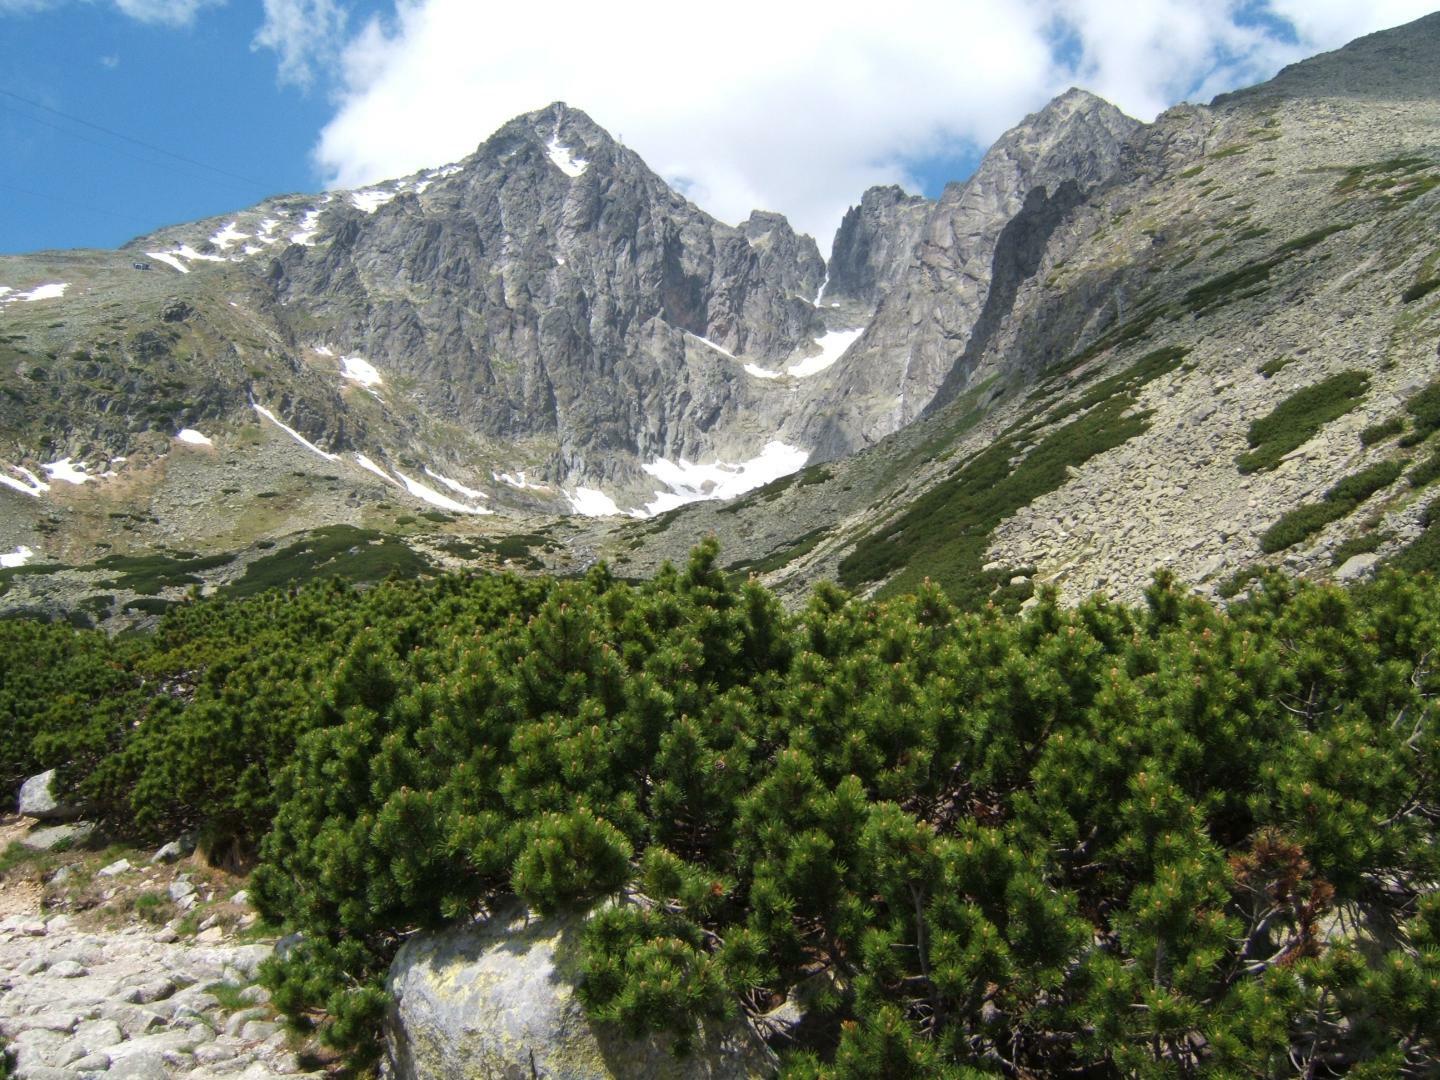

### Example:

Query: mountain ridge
xmin=1 ymin=14 xmax=1438 ymax=626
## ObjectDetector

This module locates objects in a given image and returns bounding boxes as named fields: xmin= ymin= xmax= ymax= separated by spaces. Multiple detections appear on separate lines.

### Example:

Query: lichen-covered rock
xmin=385 ymin=906 xmax=778 ymax=1080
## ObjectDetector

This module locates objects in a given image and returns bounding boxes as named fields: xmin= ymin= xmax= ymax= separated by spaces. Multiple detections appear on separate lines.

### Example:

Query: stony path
xmin=0 ymin=904 xmax=324 ymax=1080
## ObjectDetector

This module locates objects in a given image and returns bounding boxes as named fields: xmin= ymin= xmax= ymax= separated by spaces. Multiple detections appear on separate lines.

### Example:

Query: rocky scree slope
xmin=599 ymin=14 xmax=1440 ymax=610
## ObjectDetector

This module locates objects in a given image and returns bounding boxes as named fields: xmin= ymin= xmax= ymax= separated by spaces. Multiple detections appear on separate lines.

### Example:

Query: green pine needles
xmin=3 ymin=543 xmax=1440 ymax=1075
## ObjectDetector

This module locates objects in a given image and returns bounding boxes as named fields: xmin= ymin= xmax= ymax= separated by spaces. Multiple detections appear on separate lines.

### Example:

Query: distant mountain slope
xmin=2 ymin=14 xmax=1438 ymax=626
xmin=597 ymin=14 xmax=1440 ymax=610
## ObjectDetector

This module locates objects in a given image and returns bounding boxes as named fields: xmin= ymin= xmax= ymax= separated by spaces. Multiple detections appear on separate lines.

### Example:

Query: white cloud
xmin=0 ymin=0 xmax=221 ymax=23
xmin=306 ymin=0 xmax=1436 ymax=249
xmin=252 ymin=0 xmax=349 ymax=89
xmin=111 ymin=0 xmax=223 ymax=25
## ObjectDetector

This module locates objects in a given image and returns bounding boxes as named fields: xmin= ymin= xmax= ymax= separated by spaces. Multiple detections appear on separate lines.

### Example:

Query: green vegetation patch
xmin=94 ymin=552 xmax=235 ymax=596
xmin=725 ymin=526 xmax=832 ymax=577
xmin=1360 ymin=416 xmax=1406 ymax=446
xmin=1407 ymin=446 xmax=1440 ymax=489
xmin=1043 ymin=345 xmax=1191 ymax=427
xmin=1236 ymin=371 xmax=1370 ymax=474
xmin=1401 ymin=278 xmax=1440 ymax=304
xmin=0 ymin=563 xmax=68 ymax=598
xmin=1259 ymin=459 xmax=1402 ymax=553
xmin=1400 ymin=377 xmax=1440 ymax=447
xmin=841 ymin=347 xmax=1188 ymax=606
xmin=3 ymin=543 xmax=1440 ymax=1074
xmin=1335 ymin=156 xmax=1429 ymax=194
xmin=221 ymin=526 xmax=431 ymax=599
xmin=1183 ymin=224 xmax=1355 ymax=317
xmin=1331 ymin=532 xmax=1390 ymax=566
xmin=840 ymin=399 xmax=1150 ymax=607
xmin=1258 ymin=356 xmax=1295 ymax=379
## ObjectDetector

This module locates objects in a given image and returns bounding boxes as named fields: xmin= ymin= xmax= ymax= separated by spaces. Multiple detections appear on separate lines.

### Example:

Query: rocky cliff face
xmin=2 ymin=14 xmax=1437 ymax=619
xmin=599 ymin=15 xmax=1440 ymax=612
xmin=786 ymin=88 xmax=1141 ymax=459
xmin=823 ymin=186 xmax=931 ymax=307
xmin=265 ymin=104 xmax=827 ymax=494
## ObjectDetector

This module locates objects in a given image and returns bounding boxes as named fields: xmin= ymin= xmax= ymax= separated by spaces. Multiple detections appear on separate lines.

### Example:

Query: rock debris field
xmin=0 ymin=815 xmax=328 ymax=1080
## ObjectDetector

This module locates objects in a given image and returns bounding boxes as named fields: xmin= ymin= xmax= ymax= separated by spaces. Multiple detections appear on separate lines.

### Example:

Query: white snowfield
xmin=566 ymin=487 xmax=622 ymax=517
xmin=0 ymin=283 xmax=69 ymax=305
xmin=175 ymin=429 xmax=213 ymax=446
xmin=289 ymin=205 xmax=325 ymax=246
xmin=251 ymin=403 xmax=339 ymax=462
xmin=145 ymin=252 xmax=189 ymax=274
xmin=42 ymin=458 xmax=91 ymax=485
xmin=0 ymin=465 xmax=48 ymax=497
xmin=640 ymin=441 xmax=809 ymax=516
xmin=350 ymin=189 xmax=399 ymax=214
xmin=687 ymin=332 xmax=738 ymax=361
xmin=354 ymin=453 xmax=400 ymax=486
xmin=340 ymin=355 xmax=383 ymax=388
xmin=787 ymin=328 xmax=864 ymax=378
xmin=547 ymin=136 xmax=588 ymax=178
xmin=0 ymin=546 xmax=34 ymax=568
xmin=744 ymin=363 xmax=782 ymax=379
xmin=496 ymin=470 xmax=550 ymax=491
xmin=210 ymin=221 xmax=248 ymax=249
xmin=392 ymin=469 xmax=493 ymax=515
xmin=424 ymin=466 xmax=487 ymax=500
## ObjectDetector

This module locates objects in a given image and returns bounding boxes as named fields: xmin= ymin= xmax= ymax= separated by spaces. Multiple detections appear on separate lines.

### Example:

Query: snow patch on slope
xmin=496 ymin=471 xmax=549 ymax=492
xmin=392 ymin=469 xmax=492 ymax=515
xmin=687 ymin=332 xmax=737 ymax=360
xmin=210 ymin=221 xmax=247 ymax=250
xmin=42 ymin=458 xmax=91 ymax=485
xmin=290 ymin=206 xmax=325 ymax=245
xmin=252 ymin=403 xmax=339 ymax=462
xmin=566 ymin=487 xmax=622 ymax=516
xmin=176 ymin=429 xmax=213 ymax=446
xmin=340 ymin=355 xmax=383 ymax=387
xmin=0 ymin=283 xmax=69 ymax=305
xmin=641 ymin=441 xmax=809 ymax=516
xmin=0 ymin=465 xmax=48 ymax=497
xmin=146 ymin=252 xmax=189 ymax=274
xmin=1 ymin=546 xmax=34 ymax=568
xmin=787 ymin=328 xmax=864 ymax=378
xmin=350 ymin=189 xmax=397 ymax=213
xmin=354 ymin=454 xmax=400 ymax=486
xmin=547 ymin=135 xmax=588 ymax=178
xmin=424 ymin=466 xmax=487 ymax=501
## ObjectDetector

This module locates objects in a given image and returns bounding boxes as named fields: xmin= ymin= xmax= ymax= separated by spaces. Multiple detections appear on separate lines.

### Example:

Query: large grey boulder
xmin=17 ymin=770 xmax=86 ymax=822
xmin=385 ymin=905 xmax=778 ymax=1079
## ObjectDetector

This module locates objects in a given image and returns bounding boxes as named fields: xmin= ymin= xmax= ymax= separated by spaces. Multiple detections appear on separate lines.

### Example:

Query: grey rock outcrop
xmin=386 ymin=905 xmax=777 ymax=1079
xmin=17 ymin=772 xmax=85 ymax=823
xmin=824 ymin=186 xmax=932 ymax=306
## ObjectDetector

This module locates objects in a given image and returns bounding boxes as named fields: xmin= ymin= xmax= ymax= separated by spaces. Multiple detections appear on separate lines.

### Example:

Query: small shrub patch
xmin=1236 ymin=371 xmax=1370 ymax=474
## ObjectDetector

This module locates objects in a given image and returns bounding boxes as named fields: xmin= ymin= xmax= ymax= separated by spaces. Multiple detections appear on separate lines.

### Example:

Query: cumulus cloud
xmin=252 ymin=0 xmax=349 ymax=89
xmin=307 ymin=0 xmax=1435 ymax=246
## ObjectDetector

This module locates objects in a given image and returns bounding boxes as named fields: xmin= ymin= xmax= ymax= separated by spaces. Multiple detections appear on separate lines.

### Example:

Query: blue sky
xmin=1 ymin=1 xmax=1434 ymax=256
xmin=5 ymin=4 xmax=308 ymax=250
